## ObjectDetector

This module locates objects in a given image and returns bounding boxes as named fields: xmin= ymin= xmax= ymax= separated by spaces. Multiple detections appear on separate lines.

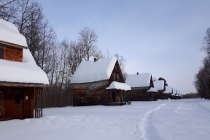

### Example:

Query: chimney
xmin=137 ymin=72 xmax=139 ymax=75
xmin=94 ymin=57 xmax=97 ymax=62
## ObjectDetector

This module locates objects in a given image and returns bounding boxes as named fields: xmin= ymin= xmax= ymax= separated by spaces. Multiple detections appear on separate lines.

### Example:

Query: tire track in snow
xmin=138 ymin=103 xmax=166 ymax=140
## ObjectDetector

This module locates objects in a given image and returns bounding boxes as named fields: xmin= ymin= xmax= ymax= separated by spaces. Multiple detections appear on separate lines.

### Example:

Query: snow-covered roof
xmin=71 ymin=57 xmax=117 ymax=83
xmin=164 ymin=86 xmax=173 ymax=94
xmin=172 ymin=89 xmax=182 ymax=96
xmin=106 ymin=81 xmax=131 ymax=91
xmin=0 ymin=20 xmax=48 ymax=85
xmin=148 ymin=80 xmax=165 ymax=92
xmin=0 ymin=48 xmax=49 ymax=85
xmin=0 ymin=19 xmax=27 ymax=47
xmin=126 ymin=73 xmax=152 ymax=88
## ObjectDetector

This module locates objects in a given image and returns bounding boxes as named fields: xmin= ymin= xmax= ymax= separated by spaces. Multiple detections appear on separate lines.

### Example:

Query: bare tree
xmin=196 ymin=28 xmax=210 ymax=98
xmin=78 ymin=27 xmax=102 ymax=61
xmin=0 ymin=0 xmax=17 ymax=20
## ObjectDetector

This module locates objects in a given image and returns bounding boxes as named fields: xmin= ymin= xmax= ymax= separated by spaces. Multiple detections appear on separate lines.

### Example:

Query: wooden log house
xmin=162 ymin=86 xmax=173 ymax=99
xmin=126 ymin=73 xmax=154 ymax=101
xmin=147 ymin=78 xmax=167 ymax=100
xmin=0 ymin=19 xmax=49 ymax=120
xmin=70 ymin=57 xmax=131 ymax=106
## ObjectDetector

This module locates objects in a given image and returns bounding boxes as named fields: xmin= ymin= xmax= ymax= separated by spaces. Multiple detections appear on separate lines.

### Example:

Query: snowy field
xmin=1 ymin=99 xmax=210 ymax=140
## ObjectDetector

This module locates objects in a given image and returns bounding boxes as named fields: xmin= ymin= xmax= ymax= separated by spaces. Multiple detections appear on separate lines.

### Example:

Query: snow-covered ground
xmin=1 ymin=99 xmax=210 ymax=140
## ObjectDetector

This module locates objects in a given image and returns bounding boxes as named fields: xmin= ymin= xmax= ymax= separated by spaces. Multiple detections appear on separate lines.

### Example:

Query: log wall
xmin=4 ymin=46 xmax=23 ymax=62
xmin=0 ymin=87 xmax=43 ymax=121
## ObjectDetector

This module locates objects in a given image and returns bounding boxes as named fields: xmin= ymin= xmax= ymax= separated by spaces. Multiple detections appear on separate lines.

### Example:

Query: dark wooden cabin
xmin=0 ymin=20 xmax=48 ymax=120
xmin=126 ymin=73 xmax=154 ymax=101
xmin=70 ymin=57 xmax=131 ymax=106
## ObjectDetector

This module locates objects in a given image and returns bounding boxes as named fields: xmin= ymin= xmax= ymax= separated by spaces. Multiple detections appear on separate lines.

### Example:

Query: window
xmin=0 ymin=46 xmax=4 ymax=59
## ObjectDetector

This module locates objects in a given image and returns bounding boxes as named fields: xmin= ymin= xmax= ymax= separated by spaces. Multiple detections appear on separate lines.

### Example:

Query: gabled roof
xmin=147 ymin=80 xmax=165 ymax=92
xmin=126 ymin=73 xmax=152 ymax=88
xmin=0 ymin=49 xmax=49 ymax=85
xmin=71 ymin=57 xmax=117 ymax=83
xmin=0 ymin=20 xmax=49 ymax=85
xmin=0 ymin=19 xmax=27 ymax=47
xmin=106 ymin=81 xmax=131 ymax=91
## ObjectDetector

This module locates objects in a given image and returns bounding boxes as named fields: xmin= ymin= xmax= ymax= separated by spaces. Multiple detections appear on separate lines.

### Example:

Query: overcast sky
xmin=37 ymin=0 xmax=210 ymax=93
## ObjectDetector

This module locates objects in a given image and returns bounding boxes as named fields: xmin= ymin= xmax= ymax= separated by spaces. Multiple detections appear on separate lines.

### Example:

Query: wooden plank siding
xmin=0 ymin=42 xmax=23 ymax=62
xmin=129 ymin=89 xmax=153 ymax=101
xmin=4 ymin=46 xmax=23 ymax=62
xmin=0 ymin=86 xmax=44 ymax=121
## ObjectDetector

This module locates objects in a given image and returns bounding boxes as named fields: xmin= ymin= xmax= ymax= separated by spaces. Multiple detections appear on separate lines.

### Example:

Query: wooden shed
xmin=126 ymin=73 xmax=154 ymax=101
xmin=70 ymin=57 xmax=131 ymax=106
xmin=0 ymin=19 xmax=49 ymax=120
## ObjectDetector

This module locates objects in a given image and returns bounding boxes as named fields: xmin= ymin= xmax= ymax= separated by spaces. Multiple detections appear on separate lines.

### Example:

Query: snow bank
xmin=126 ymin=73 xmax=152 ymax=88
xmin=1 ymin=99 xmax=210 ymax=140
xmin=71 ymin=57 xmax=117 ymax=83
xmin=0 ymin=19 xmax=27 ymax=47
xmin=106 ymin=81 xmax=131 ymax=91
xmin=0 ymin=49 xmax=49 ymax=84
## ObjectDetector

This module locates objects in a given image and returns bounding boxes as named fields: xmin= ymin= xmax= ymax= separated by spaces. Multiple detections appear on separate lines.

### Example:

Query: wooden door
xmin=13 ymin=92 xmax=24 ymax=119
xmin=23 ymin=91 xmax=33 ymax=118
xmin=0 ymin=91 xmax=4 ymax=120
xmin=4 ymin=90 xmax=24 ymax=120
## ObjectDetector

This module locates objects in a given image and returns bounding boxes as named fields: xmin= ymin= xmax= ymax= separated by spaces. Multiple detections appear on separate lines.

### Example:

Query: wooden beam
xmin=0 ymin=41 xmax=27 ymax=49
xmin=0 ymin=82 xmax=48 ymax=87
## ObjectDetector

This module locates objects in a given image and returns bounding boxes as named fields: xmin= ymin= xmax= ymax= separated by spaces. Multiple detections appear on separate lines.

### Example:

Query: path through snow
xmin=0 ymin=99 xmax=210 ymax=140
xmin=139 ymin=103 xmax=166 ymax=140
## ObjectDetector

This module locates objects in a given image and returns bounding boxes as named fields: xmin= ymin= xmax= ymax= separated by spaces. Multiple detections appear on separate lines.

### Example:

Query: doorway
xmin=0 ymin=91 xmax=4 ymax=120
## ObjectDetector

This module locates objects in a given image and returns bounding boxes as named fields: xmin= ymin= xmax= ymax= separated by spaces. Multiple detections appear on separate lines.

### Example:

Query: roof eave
xmin=0 ymin=81 xmax=48 ymax=87
xmin=0 ymin=40 xmax=27 ymax=49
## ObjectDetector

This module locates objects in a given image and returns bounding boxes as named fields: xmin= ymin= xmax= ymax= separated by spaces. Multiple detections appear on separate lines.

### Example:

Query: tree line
xmin=0 ymin=0 xmax=103 ymax=106
xmin=195 ymin=28 xmax=210 ymax=99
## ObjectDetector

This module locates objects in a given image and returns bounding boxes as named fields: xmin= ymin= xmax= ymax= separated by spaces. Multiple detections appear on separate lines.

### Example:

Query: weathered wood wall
xmin=70 ymin=60 xmax=127 ymax=106
xmin=0 ymin=87 xmax=38 ymax=121
xmin=4 ymin=46 xmax=23 ymax=62
xmin=128 ymin=89 xmax=153 ymax=101
xmin=42 ymin=87 xmax=73 ymax=108
xmin=72 ymin=88 xmax=107 ymax=106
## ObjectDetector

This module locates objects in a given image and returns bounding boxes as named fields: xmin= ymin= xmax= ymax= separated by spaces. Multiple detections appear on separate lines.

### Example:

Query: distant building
xmin=147 ymin=78 xmax=166 ymax=100
xmin=0 ymin=19 xmax=49 ymax=120
xmin=126 ymin=73 xmax=154 ymax=101
xmin=70 ymin=57 xmax=131 ymax=106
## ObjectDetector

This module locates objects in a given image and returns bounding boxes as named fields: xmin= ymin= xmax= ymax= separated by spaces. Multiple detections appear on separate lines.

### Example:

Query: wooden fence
xmin=34 ymin=88 xmax=43 ymax=118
